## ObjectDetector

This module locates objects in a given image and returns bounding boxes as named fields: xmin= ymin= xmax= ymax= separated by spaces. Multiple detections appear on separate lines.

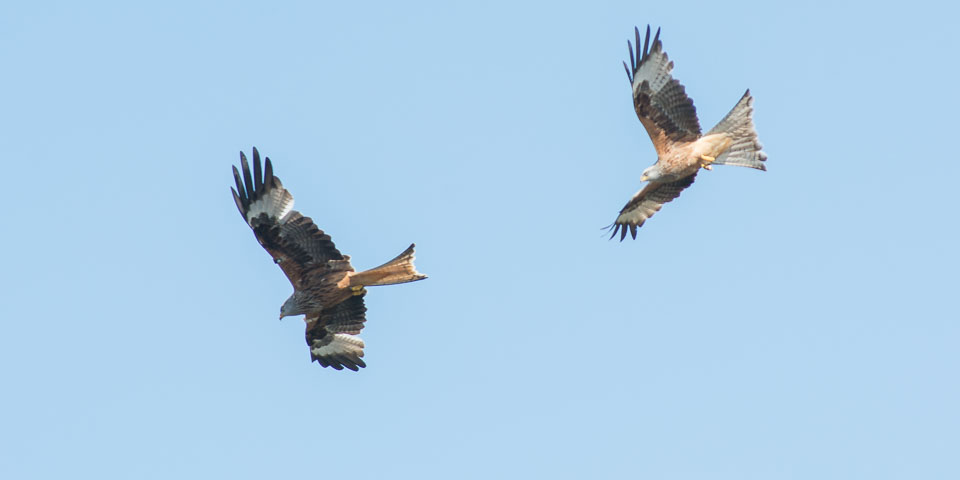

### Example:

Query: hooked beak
xmin=640 ymin=175 xmax=649 ymax=182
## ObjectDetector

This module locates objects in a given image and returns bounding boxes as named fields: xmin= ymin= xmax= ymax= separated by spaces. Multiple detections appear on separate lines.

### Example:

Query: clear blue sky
xmin=2 ymin=1 xmax=958 ymax=478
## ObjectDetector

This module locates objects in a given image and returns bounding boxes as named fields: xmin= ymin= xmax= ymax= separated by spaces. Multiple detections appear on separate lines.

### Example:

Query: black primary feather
xmin=241 ymin=152 xmax=254 ymax=203
xmin=253 ymin=150 xmax=263 ymax=192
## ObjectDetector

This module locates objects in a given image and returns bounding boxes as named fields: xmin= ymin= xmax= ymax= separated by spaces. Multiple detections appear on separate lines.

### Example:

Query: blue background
xmin=2 ymin=1 xmax=958 ymax=478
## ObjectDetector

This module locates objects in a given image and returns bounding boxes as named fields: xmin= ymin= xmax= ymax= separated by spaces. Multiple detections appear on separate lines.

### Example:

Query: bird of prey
xmin=608 ymin=25 xmax=767 ymax=240
xmin=230 ymin=148 xmax=427 ymax=371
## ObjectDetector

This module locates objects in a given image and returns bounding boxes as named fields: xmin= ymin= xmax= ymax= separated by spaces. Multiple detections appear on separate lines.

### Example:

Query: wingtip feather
xmin=253 ymin=150 xmax=263 ymax=192
xmin=636 ymin=26 xmax=643 ymax=62
xmin=643 ymin=25 xmax=651 ymax=60
xmin=264 ymin=157 xmax=274 ymax=187
xmin=232 ymin=165 xmax=245 ymax=202
xmin=230 ymin=187 xmax=245 ymax=218
xmin=241 ymin=153 xmax=254 ymax=204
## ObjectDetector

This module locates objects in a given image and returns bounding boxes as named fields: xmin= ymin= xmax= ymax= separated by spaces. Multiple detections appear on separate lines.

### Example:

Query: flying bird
xmin=231 ymin=148 xmax=427 ymax=371
xmin=609 ymin=25 xmax=767 ymax=240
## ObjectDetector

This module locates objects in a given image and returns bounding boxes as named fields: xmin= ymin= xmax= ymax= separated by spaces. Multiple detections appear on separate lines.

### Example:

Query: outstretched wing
xmin=231 ymin=147 xmax=347 ymax=290
xmin=624 ymin=25 xmax=701 ymax=153
xmin=608 ymin=173 xmax=697 ymax=240
xmin=305 ymin=295 xmax=368 ymax=371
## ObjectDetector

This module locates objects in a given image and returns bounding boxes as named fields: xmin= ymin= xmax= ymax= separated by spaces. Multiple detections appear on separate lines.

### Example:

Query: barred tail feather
xmin=708 ymin=90 xmax=767 ymax=170
xmin=348 ymin=244 xmax=427 ymax=287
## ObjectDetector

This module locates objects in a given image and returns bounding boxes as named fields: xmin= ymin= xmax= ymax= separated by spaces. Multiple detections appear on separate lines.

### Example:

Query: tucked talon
xmin=700 ymin=154 xmax=715 ymax=170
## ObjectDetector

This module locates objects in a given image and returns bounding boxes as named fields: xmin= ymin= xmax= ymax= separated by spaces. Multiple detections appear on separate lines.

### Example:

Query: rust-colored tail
xmin=349 ymin=244 xmax=427 ymax=287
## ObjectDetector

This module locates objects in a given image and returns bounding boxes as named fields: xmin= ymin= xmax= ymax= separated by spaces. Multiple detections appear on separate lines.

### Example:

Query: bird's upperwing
xmin=608 ymin=172 xmax=697 ymax=240
xmin=231 ymin=148 xmax=346 ymax=289
xmin=624 ymin=25 xmax=701 ymax=153
xmin=305 ymin=295 xmax=368 ymax=371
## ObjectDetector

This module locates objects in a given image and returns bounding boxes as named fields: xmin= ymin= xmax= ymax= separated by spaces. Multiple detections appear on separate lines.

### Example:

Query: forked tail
xmin=349 ymin=244 xmax=428 ymax=287
xmin=707 ymin=90 xmax=767 ymax=170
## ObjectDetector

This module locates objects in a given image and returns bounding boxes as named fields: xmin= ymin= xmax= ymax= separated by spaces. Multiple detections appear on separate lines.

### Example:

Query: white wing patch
xmin=632 ymin=43 xmax=674 ymax=96
xmin=246 ymin=184 xmax=294 ymax=225
xmin=616 ymin=195 xmax=663 ymax=224
xmin=311 ymin=333 xmax=365 ymax=359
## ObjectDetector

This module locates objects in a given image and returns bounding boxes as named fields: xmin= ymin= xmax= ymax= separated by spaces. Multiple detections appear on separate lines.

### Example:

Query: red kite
xmin=609 ymin=26 xmax=767 ymax=239
xmin=231 ymin=148 xmax=426 ymax=370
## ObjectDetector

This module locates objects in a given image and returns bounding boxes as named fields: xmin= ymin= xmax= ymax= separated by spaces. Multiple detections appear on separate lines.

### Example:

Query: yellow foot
xmin=351 ymin=285 xmax=365 ymax=296
xmin=700 ymin=154 xmax=715 ymax=170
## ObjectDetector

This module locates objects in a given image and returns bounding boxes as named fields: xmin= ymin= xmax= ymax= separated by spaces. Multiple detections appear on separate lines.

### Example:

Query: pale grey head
xmin=640 ymin=164 xmax=663 ymax=182
xmin=279 ymin=291 xmax=314 ymax=320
